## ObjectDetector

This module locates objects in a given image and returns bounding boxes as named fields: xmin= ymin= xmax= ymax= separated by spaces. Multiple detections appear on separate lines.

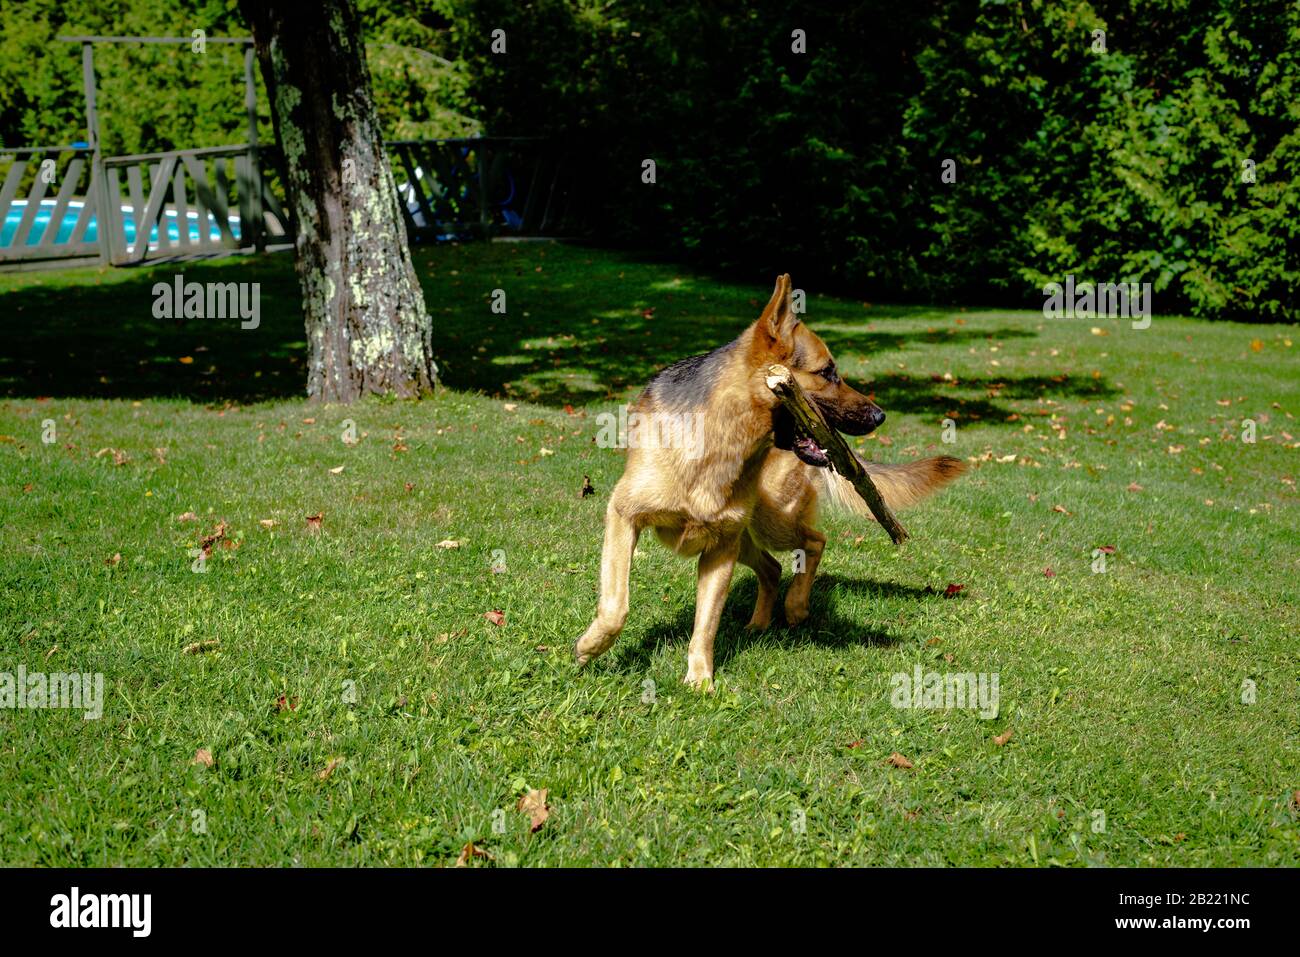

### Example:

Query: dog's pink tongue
xmin=793 ymin=435 xmax=830 ymax=467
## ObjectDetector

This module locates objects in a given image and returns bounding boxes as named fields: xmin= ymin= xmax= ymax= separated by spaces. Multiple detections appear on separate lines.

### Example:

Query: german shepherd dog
xmin=575 ymin=275 xmax=965 ymax=687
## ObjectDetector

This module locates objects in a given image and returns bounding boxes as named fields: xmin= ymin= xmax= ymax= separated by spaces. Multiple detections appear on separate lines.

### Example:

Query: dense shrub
xmin=3 ymin=1 xmax=1294 ymax=320
xmin=451 ymin=0 xmax=1299 ymax=321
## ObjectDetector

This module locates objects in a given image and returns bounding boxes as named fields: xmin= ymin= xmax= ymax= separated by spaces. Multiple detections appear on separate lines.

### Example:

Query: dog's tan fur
xmin=575 ymin=275 xmax=965 ymax=687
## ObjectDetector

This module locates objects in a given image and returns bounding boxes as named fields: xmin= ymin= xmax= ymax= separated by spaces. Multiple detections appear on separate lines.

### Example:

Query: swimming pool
xmin=0 ymin=199 xmax=242 ymax=248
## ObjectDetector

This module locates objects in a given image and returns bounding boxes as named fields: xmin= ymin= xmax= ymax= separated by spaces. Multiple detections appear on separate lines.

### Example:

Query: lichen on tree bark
xmin=242 ymin=0 xmax=439 ymax=403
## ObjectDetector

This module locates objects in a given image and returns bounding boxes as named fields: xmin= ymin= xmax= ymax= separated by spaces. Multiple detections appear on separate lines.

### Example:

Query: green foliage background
xmin=2 ymin=0 xmax=1295 ymax=321
xmin=0 ymin=0 xmax=477 ymax=155
xmin=451 ymin=0 xmax=1299 ymax=321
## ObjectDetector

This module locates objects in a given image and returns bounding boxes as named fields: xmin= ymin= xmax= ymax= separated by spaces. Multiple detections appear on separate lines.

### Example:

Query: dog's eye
xmin=818 ymin=365 xmax=839 ymax=383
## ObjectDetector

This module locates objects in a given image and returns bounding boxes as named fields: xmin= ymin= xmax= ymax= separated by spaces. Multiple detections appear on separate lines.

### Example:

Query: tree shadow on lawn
xmin=864 ymin=370 xmax=1119 ymax=423
xmin=410 ymin=247 xmax=1118 ymax=419
xmin=435 ymin=283 xmax=1047 ymax=410
xmin=0 ymin=246 xmax=1114 ymax=421
xmin=0 ymin=255 xmax=306 ymax=403
xmin=605 ymin=573 xmax=941 ymax=675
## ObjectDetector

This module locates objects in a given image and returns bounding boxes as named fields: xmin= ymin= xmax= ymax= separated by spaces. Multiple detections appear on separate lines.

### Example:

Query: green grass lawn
xmin=1 ymin=242 xmax=1297 ymax=866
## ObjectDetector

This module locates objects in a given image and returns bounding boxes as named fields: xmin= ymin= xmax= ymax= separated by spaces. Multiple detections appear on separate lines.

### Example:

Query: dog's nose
xmin=872 ymin=408 xmax=886 ymax=428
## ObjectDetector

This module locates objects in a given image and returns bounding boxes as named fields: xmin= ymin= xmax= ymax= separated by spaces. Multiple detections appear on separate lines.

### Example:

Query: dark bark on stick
xmin=765 ymin=364 xmax=909 ymax=545
xmin=241 ymin=0 xmax=438 ymax=402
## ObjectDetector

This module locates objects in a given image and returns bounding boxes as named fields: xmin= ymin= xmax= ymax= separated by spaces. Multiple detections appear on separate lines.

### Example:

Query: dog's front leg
xmin=575 ymin=503 xmax=640 ymax=665
xmin=683 ymin=534 xmax=741 ymax=690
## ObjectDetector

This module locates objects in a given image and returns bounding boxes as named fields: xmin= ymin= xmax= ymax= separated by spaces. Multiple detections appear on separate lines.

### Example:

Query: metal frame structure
xmin=0 ymin=36 xmax=579 ymax=271
xmin=0 ymin=36 xmax=286 ymax=270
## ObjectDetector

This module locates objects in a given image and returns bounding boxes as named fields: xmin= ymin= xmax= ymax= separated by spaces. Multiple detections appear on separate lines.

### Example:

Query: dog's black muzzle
xmin=821 ymin=399 xmax=885 ymax=436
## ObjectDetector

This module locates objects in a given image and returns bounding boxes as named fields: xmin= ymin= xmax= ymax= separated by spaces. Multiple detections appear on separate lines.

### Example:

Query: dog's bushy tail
xmin=812 ymin=453 xmax=967 ymax=516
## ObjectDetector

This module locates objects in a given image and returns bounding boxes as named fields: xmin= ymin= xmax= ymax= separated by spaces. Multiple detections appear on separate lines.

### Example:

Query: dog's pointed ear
xmin=759 ymin=274 xmax=798 ymax=349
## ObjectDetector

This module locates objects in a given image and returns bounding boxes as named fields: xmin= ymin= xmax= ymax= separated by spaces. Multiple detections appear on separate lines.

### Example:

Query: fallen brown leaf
xmin=192 ymin=748 xmax=214 ymax=767
xmin=181 ymin=639 xmax=220 ymax=655
xmin=94 ymin=447 xmax=130 ymax=466
xmin=484 ymin=610 xmax=506 ymax=626
xmin=317 ymin=756 xmax=344 ymax=780
xmin=993 ymin=729 xmax=1014 ymax=746
xmin=455 ymin=841 xmax=493 ymax=867
xmin=305 ymin=512 xmax=323 ymax=531
xmin=943 ymin=583 xmax=965 ymax=598
xmin=198 ymin=521 xmax=228 ymax=557
xmin=886 ymin=752 xmax=914 ymax=769
xmin=517 ymin=788 xmax=550 ymax=831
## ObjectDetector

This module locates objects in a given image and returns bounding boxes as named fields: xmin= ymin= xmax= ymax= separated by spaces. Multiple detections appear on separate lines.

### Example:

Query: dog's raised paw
xmin=574 ymin=628 xmax=616 ymax=664
xmin=574 ymin=641 xmax=603 ymax=667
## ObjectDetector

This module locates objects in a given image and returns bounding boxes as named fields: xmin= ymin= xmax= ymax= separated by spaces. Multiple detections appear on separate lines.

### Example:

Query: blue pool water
xmin=1 ymin=200 xmax=241 ymax=248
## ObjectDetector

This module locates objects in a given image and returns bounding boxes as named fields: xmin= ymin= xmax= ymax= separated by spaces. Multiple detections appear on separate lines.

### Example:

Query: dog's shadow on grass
xmin=609 ymin=573 xmax=938 ymax=674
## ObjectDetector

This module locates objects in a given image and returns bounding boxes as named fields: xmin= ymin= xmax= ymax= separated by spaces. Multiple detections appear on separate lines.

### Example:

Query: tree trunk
xmin=240 ymin=0 xmax=438 ymax=401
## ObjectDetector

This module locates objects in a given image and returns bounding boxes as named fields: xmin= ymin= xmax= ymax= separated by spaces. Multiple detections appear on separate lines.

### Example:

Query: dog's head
xmin=752 ymin=274 xmax=885 ymax=467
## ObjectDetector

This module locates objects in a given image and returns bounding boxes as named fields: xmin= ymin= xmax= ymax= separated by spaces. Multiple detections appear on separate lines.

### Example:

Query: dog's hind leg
xmin=738 ymin=530 xmax=781 ymax=632
xmin=575 ymin=503 xmax=640 ymax=665
xmin=783 ymin=527 xmax=825 ymax=626
xmin=684 ymin=533 xmax=742 ymax=689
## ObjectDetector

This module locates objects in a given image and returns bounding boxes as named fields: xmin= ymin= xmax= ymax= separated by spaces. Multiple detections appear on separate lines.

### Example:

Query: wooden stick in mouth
xmin=765 ymin=363 xmax=910 ymax=545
